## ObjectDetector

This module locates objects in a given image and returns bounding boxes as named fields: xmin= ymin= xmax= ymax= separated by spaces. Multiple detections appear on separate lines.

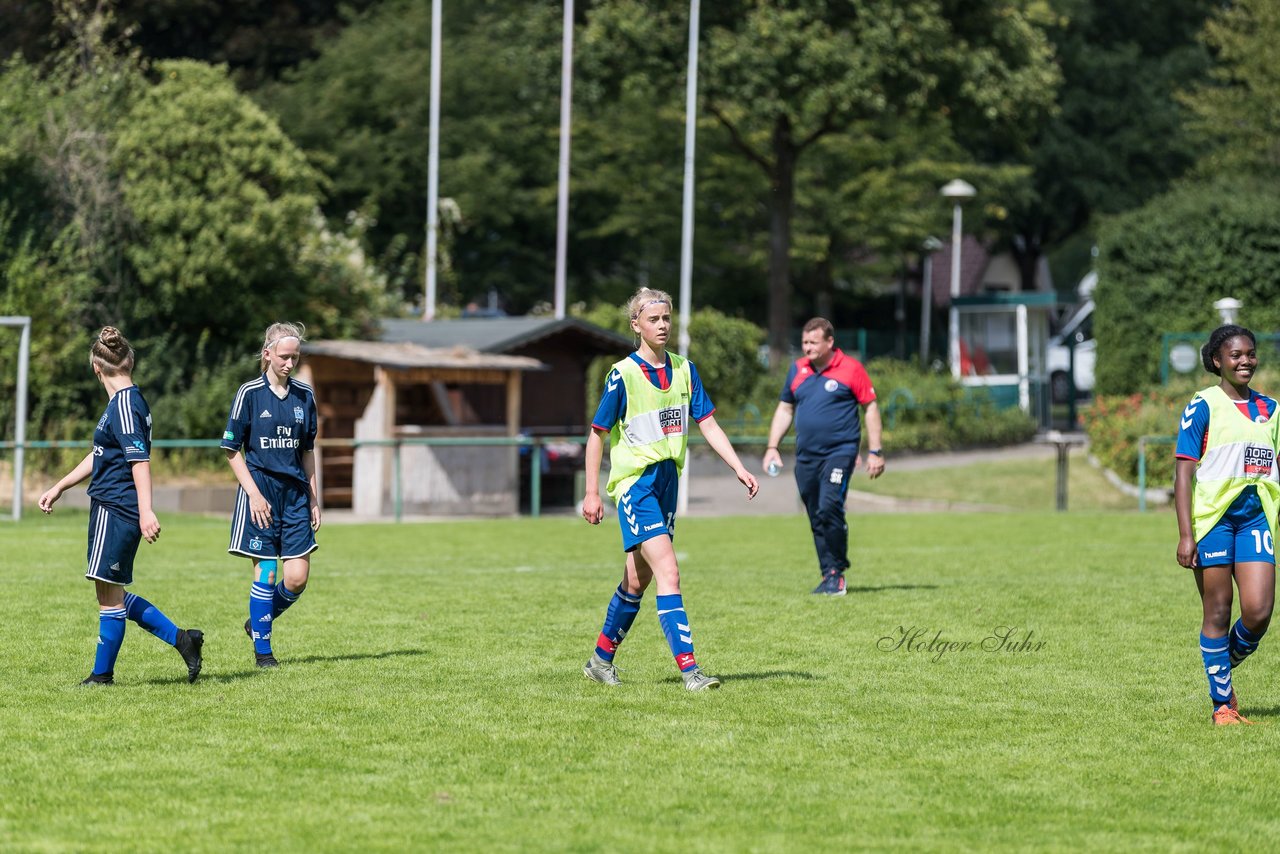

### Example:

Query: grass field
xmin=4 ymin=508 xmax=1280 ymax=852
xmin=852 ymin=449 xmax=1141 ymax=513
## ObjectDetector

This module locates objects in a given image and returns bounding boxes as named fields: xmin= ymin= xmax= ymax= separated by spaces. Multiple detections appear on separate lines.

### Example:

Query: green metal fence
xmin=1 ymin=434 xmax=789 ymax=521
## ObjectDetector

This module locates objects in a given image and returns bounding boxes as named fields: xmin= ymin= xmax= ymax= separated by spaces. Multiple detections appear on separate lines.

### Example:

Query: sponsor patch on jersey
xmin=293 ymin=406 xmax=304 ymax=423
xmin=224 ymin=431 xmax=235 ymax=442
xmin=1245 ymin=445 xmax=1274 ymax=475
xmin=659 ymin=407 xmax=684 ymax=435
xmin=824 ymin=379 xmax=839 ymax=393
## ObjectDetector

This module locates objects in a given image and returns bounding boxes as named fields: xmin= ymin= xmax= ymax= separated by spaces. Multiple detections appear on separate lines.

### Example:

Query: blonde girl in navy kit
xmin=222 ymin=322 xmax=320 ymax=668
xmin=580 ymin=287 xmax=759 ymax=691
xmin=39 ymin=327 xmax=204 ymax=685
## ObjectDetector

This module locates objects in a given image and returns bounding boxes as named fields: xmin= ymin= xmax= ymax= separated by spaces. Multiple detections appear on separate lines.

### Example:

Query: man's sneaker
xmin=682 ymin=668 xmax=722 ymax=691
xmin=175 ymin=629 xmax=204 ymax=684
xmin=255 ymin=652 xmax=279 ymax=669
xmin=1228 ymin=690 xmax=1239 ymax=713
xmin=1213 ymin=705 xmax=1253 ymax=725
xmin=80 ymin=672 xmax=114 ymax=686
xmin=244 ymin=619 xmax=252 ymax=638
xmin=583 ymin=653 xmax=621 ymax=686
xmin=811 ymin=571 xmax=847 ymax=596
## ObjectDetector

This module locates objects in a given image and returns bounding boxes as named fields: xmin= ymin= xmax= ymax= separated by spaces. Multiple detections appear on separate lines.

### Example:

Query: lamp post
xmin=919 ymin=236 xmax=943 ymax=367
xmin=941 ymin=179 xmax=976 ymax=380
xmin=1213 ymin=297 xmax=1242 ymax=324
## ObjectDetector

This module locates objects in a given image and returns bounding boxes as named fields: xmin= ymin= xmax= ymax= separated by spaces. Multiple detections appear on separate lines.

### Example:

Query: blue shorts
xmin=1198 ymin=489 xmax=1275 ymax=568
xmin=617 ymin=461 xmax=678 ymax=552
xmin=229 ymin=470 xmax=318 ymax=561
xmin=86 ymin=501 xmax=141 ymax=586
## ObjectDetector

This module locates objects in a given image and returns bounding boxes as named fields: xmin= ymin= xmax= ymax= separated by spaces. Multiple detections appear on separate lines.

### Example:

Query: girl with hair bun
xmin=39 ymin=327 xmax=204 ymax=685
xmin=1174 ymin=324 xmax=1280 ymax=724
xmin=579 ymin=287 xmax=759 ymax=691
xmin=221 ymin=321 xmax=320 ymax=668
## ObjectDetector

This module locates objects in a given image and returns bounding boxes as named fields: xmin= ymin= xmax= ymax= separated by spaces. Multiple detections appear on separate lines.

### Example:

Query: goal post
xmin=2 ymin=317 xmax=31 ymax=521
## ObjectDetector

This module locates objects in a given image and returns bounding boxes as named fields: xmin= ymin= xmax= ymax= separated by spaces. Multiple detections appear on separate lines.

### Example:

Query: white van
xmin=1047 ymin=297 xmax=1095 ymax=403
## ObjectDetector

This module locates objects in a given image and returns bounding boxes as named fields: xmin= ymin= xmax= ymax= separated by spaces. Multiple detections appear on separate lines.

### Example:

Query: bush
xmin=1081 ymin=367 xmax=1280 ymax=487
xmin=1095 ymin=177 xmax=1280 ymax=396
xmin=725 ymin=356 xmax=1037 ymax=452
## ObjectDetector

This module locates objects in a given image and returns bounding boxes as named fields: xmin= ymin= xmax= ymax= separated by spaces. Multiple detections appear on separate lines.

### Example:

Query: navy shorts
xmin=86 ymin=501 xmax=141 ymax=586
xmin=1198 ymin=489 xmax=1275 ymax=568
xmin=228 ymin=470 xmax=317 ymax=561
xmin=617 ymin=461 xmax=678 ymax=552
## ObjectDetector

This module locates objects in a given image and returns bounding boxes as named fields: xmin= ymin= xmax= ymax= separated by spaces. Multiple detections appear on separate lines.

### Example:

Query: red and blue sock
xmin=656 ymin=593 xmax=697 ymax=672
xmin=594 ymin=585 xmax=642 ymax=662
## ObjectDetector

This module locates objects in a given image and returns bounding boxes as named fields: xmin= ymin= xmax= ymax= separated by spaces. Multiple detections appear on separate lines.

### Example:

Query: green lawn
xmin=854 ymin=449 xmax=1141 ymax=512
xmin=3 ymin=509 xmax=1279 ymax=852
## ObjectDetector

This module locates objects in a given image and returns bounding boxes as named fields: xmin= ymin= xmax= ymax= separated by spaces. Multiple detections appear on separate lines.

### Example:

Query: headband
xmin=632 ymin=298 xmax=670 ymax=317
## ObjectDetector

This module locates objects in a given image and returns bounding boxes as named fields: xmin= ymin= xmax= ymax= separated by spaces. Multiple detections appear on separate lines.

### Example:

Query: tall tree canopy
xmin=582 ymin=0 xmax=1060 ymax=362
xmin=0 ymin=8 xmax=387 ymax=439
xmin=1000 ymin=0 xmax=1216 ymax=292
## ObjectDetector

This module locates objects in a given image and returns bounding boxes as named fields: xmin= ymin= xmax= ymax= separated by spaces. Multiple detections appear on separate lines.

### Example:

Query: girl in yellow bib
xmin=1174 ymin=325 xmax=1280 ymax=725
xmin=581 ymin=287 xmax=759 ymax=690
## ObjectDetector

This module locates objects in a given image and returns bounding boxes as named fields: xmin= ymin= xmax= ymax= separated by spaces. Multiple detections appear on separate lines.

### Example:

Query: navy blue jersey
xmin=221 ymin=375 xmax=317 ymax=487
xmin=86 ymin=386 xmax=152 ymax=523
xmin=591 ymin=353 xmax=715 ymax=431
xmin=781 ymin=348 xmax=876 ymax=459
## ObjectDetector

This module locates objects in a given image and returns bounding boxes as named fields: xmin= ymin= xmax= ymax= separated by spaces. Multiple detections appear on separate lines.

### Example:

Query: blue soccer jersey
xmin=221 ymin=375 xmax=318 ymax=486
xmin=781 ymin=348 xmax=876 ymax=459
xmin=86 ymin=386 xmax=152 ymax=524
xmin=1175 ymin=389 xmax=1278 ymax=462
xmin=590 ymin=353 xmax=715 ymax=431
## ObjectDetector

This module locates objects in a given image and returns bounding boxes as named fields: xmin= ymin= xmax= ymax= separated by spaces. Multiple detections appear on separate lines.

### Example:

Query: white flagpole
xmin=677 ymin=0 xmax=700 ymax=515
xmin=423 ymin=0 xmax=442 ymax=321
xmin=553 ymin=0 xmax=575 ymax=320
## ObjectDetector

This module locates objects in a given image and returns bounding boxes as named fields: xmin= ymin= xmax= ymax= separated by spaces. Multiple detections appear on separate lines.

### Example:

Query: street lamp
xmin=1213 ymin=297 xmax=1242 ymax=324
xmin=941 ymin=179 xmax=976 ymax=380
xmin=919 ymin=236 xmax=943 ymax=367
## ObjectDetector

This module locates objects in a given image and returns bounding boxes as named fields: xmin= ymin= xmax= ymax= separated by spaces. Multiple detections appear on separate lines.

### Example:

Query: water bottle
xmin=766 ymin=460 xmax=780 ymax=477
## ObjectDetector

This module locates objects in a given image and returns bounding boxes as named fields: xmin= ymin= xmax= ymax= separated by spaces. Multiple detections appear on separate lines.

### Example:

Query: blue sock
xmin=1229 ymin=619 xmax=1264 ymax=668
xmin=272 ymin=582 xmax=302 ymax=620
xmin=123 ymin=592 xmax=179 ymax=646
xmin=1200 ymin=632 xmax=1233 ymax=707
xmin=250 ymin=582 xmax=274 ymax=654
xmin=656 ymin=593 xmax=697 ymax=672
xmin=93 ymin=607 xmax=127 ymax=676
xmin=594 ymin=585 xmax=643 ymax=662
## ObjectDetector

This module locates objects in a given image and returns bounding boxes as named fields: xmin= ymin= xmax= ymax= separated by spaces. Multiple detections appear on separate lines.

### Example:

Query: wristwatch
xmin=867 ymin=449 xmax=883 ymax=456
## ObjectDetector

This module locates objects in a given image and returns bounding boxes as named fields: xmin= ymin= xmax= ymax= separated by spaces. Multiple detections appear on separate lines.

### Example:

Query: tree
xmin=1093 ymin=179 xmax=1280 ymax=396
xmin=582 ymin=0 xmax=1060 ymax=364
xmin=262 ymin=0 xmax=567 ymax=310
xmin=1180 ymin=0 xmax=1280 ymax=180
xmin=999 ymin=0 xmax=1216 ymax=293
xmin=0 ymin=12 xmax=388 ymax=440
xmin=0 ymin=0 xmax=381 ymax=90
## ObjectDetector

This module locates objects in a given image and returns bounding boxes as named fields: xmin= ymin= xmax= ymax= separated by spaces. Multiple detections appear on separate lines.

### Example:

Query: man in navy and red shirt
xmin=762 ymin=317 xmax=884 ymax=595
